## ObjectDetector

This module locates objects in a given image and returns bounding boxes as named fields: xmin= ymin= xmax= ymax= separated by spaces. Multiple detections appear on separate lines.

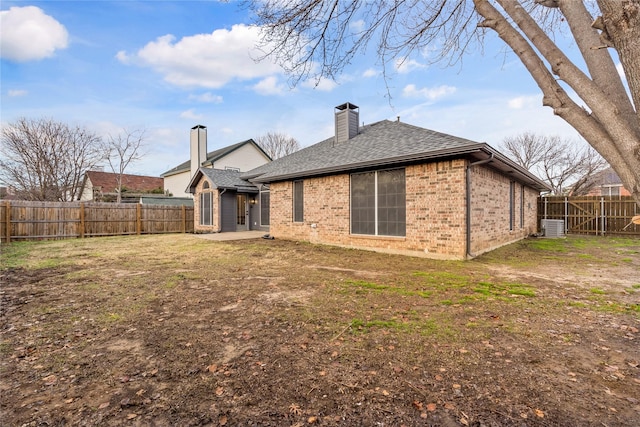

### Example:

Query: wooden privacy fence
xmin=538 ymin=196 xmax=640 ymax=236
xmin=1 ymin=200 xmax=194 ymax=243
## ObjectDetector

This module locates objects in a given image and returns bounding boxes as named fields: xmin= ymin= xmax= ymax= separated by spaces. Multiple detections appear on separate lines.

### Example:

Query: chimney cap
xmin=191 ymin=124 xmax=206 ymax=130
xmin=335 ymin=102 xmax=359 ymax=111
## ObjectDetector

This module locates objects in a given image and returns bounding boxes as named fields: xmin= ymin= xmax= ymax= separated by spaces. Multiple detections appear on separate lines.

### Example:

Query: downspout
xmin=466 ymin=153 xmax=494 ymax=259
xmin=217 ymin=188 xmax=227 ymax=233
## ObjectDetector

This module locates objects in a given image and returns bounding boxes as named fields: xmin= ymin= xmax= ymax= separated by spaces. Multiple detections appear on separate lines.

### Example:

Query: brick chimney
xmin=335 ymin=102 xmax=359 ymax=144
xmin=190 ymin=125 xmax=207 ymax=178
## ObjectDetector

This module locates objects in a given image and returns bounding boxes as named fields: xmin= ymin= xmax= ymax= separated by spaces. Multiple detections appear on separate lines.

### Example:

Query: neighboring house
xmin=574 ymin=167 xmax=631 ymax=197
xmin=189 ymin=103 xmax=549 ymax=260
xmin=161 ymin=125 xmax=272 ymax=198
xmin=78 ymin=170 xmax=164 ymax=202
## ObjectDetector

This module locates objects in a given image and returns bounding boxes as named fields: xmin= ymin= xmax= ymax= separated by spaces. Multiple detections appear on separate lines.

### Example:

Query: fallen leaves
xmin=289 ymin=403 xmax=302 ymax=415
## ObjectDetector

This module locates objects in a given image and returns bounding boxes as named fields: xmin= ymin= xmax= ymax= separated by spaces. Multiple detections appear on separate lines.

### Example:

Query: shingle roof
xmin=241 ymin=119 xmax=548 ymax=191
xmin=85 ymin=171 xmax=163 ymax=192
xmin=188 ymin=169 xmax=258 ymax=194
xmin=161 ymin=139 xmax=267 ymax=177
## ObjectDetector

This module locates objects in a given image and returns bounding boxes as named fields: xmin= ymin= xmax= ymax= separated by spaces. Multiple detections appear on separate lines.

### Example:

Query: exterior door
xmin=236 ymin=194 xmax=248 ymax=230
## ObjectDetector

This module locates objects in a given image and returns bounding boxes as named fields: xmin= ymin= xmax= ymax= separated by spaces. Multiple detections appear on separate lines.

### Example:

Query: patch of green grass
xmin=346 ymin=280 xmax=389 ymax=290
xmin=344 ymin=280 xmax=431 ymax=299
xmin=0 ymin=241 xmax=39 ymax=269
xmin=590 ymin=288 xmax=606 ymax=295
xmin=632 ymin=284 xmax=640 ymax=289
xmin=473 ymin=282 xmax=536 ymax=298
xmin=621 ymin=258 xmax=633 ymax=263
xmin=527 ymin=238 xmax=568 ymax=252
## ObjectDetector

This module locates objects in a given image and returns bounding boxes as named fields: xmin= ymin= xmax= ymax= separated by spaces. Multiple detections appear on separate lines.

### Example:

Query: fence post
xmin=600 ymin=197 xmax=605 ymax=236
xmin=182 ymin=205 xmax=186 ymax=233
xmin=136 ymin=204 xmax=142 ymax=235
xmin=79 ymin=203 xmax=85 ymax=238
xmin=564 ymin=197 xmax=568 ymax=233
xmin=4 ymin=200 xmax=10 ymax=243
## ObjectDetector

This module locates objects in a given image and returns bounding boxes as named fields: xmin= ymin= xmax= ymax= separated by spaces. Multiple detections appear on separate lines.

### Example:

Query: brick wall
xmin=469 ymin=165 xmax=538 ymax=255
xmin=270 ymin=160 xmax=469 ymax=259
xmin=193 ymin=177 xmax=219 ymax=233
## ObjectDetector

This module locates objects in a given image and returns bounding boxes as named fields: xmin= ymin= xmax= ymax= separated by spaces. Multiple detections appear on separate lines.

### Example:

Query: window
xmin=509 ymin=181 xmax=515 ymax=231
xmin=520 ymin=185 xmax=525 ymax=228
xmin=351 ymin=168 xmax=405 ymax=237
xmin=293 ymin=180 xmax=304 ymax=222
xmin=260 ymin=190 xmax=270 ymax=226
xmin=200 ymin=192 xmax=212 ymax=226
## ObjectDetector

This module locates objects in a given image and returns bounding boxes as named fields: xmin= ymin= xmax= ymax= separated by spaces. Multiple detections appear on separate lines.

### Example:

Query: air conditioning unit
xmin=541 ymin=219 xmax=565 ymax=238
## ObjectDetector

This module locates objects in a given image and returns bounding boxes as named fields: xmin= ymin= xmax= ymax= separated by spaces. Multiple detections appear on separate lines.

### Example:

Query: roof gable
xmin=161 ymin=139 xmax=270 ymax=177
xmin=187 ymin=168 xmax=258 ymax=194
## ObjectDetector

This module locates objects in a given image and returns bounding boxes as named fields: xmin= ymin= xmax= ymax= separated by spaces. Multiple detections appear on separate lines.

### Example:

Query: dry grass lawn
xmin=1 ymin=234 xmax=639 ymax=426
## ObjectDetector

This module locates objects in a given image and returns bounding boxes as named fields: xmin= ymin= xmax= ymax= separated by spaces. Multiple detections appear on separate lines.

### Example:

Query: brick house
xmin=189 ymin=103 xmax=549 ymax=259
xmin=574 ymin=167 xmax=631 ymax=197
xmin=78 ymin=170 xmax=164 ymax=202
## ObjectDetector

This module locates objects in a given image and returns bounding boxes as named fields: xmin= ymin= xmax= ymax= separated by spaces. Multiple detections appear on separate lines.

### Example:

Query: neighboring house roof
xmin=139 ymin=196 xmax=194 ymax=206
xmin=187 ymin=168 xmax=259 ymax=194
xmin=84 ymin=171 xmax=163 ymax=193
xmin=160 ymin=139 xmax=270 ymax=178
xmin=242 ymin=120 xmax=549 ymax=191
xmin=585 ymin=167 xmax=623 ymax=187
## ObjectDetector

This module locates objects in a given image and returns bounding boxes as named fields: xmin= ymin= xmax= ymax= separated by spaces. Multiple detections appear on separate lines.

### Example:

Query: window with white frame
xmin=351 ymin=168 xmax=406 ymax=237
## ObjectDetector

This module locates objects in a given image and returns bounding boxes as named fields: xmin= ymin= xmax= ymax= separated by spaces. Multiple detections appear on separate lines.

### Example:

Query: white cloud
xmin=302 ymin=77 xmax=338 ymax=92
xmin=402 ymin=84 xmax=456 ymax=100
xmin=8 ymin=89 xmax=28 ymax=97
xmin=395 ymin=58 xmax=426 ymax=74
xmin=363 ymin=68 xmax=378 ymax=78
xmin=180 ymin=109 xmax=204 ymax=120
xmin=0 ymin=6 xmax=68 ymax=62
xmin=350 ymin=19 xmax=365 ymax=33
xmin=189 ymin=92 xmax=223 ymax=103
xmin=507 ymin=95 xmax=538 ymax=109
xmin=253 ymin=76 xmax=286 ymax=95
xmin=118 ymin=24 xmax=283 ymax=89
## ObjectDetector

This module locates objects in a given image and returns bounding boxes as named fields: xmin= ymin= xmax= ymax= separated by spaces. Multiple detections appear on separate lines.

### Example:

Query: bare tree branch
xmin=255 ymin=132 xmax=301 ymax=159
xmin=501 ymin=132 xmax=607 ymax=194
xmin=0 ymin=118 xmax=104 ymax=201
xmin=248 ymin=0 xmax=640 ymax=206
xmin=104 ymin=129 xmax=147 ymax=203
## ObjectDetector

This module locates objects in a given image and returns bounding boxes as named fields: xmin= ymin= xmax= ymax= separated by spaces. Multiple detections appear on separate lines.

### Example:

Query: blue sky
xmin=1 ymin=1 xmax=587 ymax=177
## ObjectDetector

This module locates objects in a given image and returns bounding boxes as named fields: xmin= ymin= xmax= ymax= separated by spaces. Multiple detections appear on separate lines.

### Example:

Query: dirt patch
xmin=1 ymin=234 xmax=639 ymax=426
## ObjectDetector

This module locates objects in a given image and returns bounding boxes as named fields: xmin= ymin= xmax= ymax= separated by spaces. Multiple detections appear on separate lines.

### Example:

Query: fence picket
xmin=538 ymin=196 xmax=639 ymax=236
xmin=0 ymin=200 xmax=194 ymax=242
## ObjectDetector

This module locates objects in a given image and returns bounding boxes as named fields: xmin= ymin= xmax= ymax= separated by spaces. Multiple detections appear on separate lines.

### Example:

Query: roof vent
xmin=335 ymin=102 xmax=359 ymax=144
xmin=540 ymin=219 xmax=565 ymax=238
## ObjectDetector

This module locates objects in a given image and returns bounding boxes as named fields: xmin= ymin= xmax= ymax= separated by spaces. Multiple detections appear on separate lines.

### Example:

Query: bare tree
xmin=255 ymin=132 xmax=300 ymax=159
xmin=502 ymin=132 xmax=606 ymax=194
xmin=249 ymin=0 xmax=640 ymax=206
xmin=0 ymin=118 xmax=104 ymax=201
xmin=104 ymin=129 xmax=147 ymax=203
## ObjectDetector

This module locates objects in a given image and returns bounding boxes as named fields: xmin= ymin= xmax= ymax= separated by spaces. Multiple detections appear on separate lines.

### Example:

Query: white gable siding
xmin=214 ymin=143 xmax=270 ymax=172
xmin=164 ymin=172 xmax=196 ymax=199
xmin=165 ymin=143 xmax=270 ymax=198
xmin=78 ymin=177 xmax=95 ymax=201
